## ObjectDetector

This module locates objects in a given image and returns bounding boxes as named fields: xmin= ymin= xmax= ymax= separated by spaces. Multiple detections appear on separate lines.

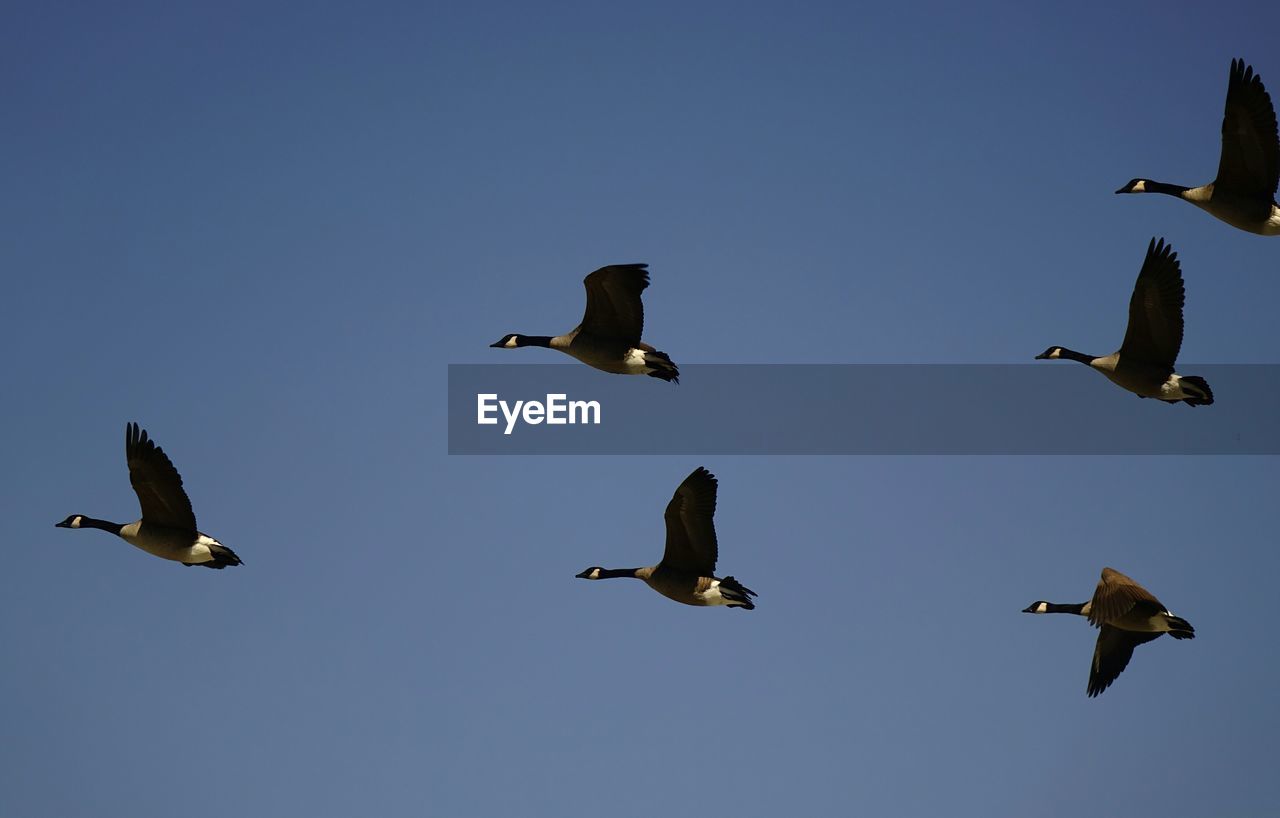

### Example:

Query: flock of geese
xmin=59 ymin=59 xmax=1277 ymax=697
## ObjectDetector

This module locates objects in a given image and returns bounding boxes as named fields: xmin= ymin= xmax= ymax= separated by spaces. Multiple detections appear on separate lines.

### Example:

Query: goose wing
xmin=578 ymin=264 xmax=649 ymax=345
xmin=1119 ymin=238 xmax=1185 ymax=369
xmin=1088 ymin=626 xmax=1163 ymax=697
xmin=125 ymin=422 xmax=197 ymax=531
xmin=660 ymin=466 xmax=719 ymax=575
xmin=1215 ymin=59 xmax=1279 ymax=199
xmin=1087 ymin=566 xmax=1166 ymax=628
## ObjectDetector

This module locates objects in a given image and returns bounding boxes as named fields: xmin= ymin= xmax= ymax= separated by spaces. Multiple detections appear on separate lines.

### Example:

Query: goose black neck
xmin=1043 ymin=602 xmax=1087 ymax=615
xmin=1056 ymin=348 xmax=1097 ymax=365
xmin=598 ymin=567 xmax=642 ymax=579
xmin=78 ymin=517 xmax=125 ymax=535
xmin=521 ymin=335 xmax=554 ymax=348
xmin=1146 ymin=180 xmax=1191 ymax=197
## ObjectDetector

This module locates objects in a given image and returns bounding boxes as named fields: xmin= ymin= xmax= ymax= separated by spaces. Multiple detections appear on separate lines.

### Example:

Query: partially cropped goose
xmin=575 ymin=466 xmax=755 ymax=609
xmin=491 ymin=263 xmax=679 ymax=382
xmin=1023 ymin=567 xmax=1194 ymax=697
xmin=1117 ymin=58 xmax=1280 ymax=235
xmin=1035 ymin=237 xmax=1213 ymax=406
xmin=55 ymin=423 xmax=242 ymax=569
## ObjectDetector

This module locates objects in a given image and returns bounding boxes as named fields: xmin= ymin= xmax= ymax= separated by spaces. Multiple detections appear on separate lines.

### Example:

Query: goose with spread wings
xmin=1023 ymin=567 xmax=1194 ymax=697
xmin=491 ymin=263 xmax=679 ymax=382
xmin=1035 ymin=237 xmax=1213 ymax=406
xmin=55 ymin=423 xmax=242 ymax=569
xmin=1117 ymin=58 xmax=1280 ymax=235
xmin=575 ymin=467 xmax=755 ymax=608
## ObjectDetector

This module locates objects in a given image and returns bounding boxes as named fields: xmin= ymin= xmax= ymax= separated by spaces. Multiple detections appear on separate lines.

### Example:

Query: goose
xmin=55 ymin=423 xmax=242 ymax=569
xmin=1035 ymin=237 xmax=1213 ymax=406
xmin=490 ymin=263 xmax=679 ymax=382
xmin=1022 ymin=567 xmax=1194 ymax=697
xmin=1116 ymin=58 xmax=1280 ymax=235
xmin=575 ymin=466 xmax=755 ymax=609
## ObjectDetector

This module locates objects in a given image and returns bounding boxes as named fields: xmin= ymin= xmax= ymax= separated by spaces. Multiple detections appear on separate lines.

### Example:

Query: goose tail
xmin=719 ymin=576 xmax=757 ymax=610
xmin=189 ymin=544 xmax=244 ymax=570
xmin=1178 ymin=375 xmax=1213 ymax=406
xmin=643 ymin=350 xmax=680 ymax=384
xmin=1166 ymin=615 xmax=1195 ymax=639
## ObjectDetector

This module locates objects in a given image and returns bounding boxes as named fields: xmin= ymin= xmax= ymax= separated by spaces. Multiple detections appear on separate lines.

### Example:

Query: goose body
xmin=55 ymin=423 xmax=242 ymax=569
xmin=575 ymin=466 xmax=756 ymax=609
xmin=1023 ymin=567 xmax=1194 ymax=697
xmin=1035 ymin=237 xmax=1213 ymax=406
xmin=1117 ymin=59 xmax=1280 ymax=235
xmin=491 ymin=263 xmax=679 ymax=382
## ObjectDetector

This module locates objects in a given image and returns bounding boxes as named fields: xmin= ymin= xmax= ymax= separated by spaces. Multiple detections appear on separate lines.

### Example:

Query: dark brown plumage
xmin=126 ymin=421 xmax=197 ymax=532
xmin=1116 ymin=59 xmax=1280 ymax=235
xmin=1023 ymin=567 xmax=1194 ymax=697
xmin=575 ymin=467 xmax=756 ymax=609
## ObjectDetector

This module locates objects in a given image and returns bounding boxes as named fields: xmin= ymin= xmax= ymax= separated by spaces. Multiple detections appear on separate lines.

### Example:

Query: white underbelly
xmin=1158 ymin=374 xmax=1200 ymax=401
xmin=697 ymin=580 xmax=730 ymax=606
xmin=1114 ymin=609 xmax=1173 ymax=632
xmin=568 ymin=346 xmax=650 ymax=375
xmin=118 ymin=521 xmax=213 ymax=563
xmin=1265 ymin=205 xmax=1280 ymax=236
xmin=620 ymin=348 xmax=651 ymax=374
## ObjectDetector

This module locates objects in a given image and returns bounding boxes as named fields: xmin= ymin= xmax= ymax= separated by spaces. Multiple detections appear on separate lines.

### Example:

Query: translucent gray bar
xmin=447 ymin=364 xmax=1280 ymax=454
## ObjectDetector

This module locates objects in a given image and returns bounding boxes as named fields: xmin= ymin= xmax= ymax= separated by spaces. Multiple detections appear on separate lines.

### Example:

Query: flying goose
xmin=490 ymin=263 xmax=679 ymax=382
xmin=1035 ymin=237 xmax=1213 ymax=406
xmin=1022 ymin=567 xmax=1194 ymax=697
xmin=1117 ymin=58 xmax=1280 ymax=235
xmin=575 ymin=466 xmax=756 ymax=609
xmin=55 ymin=423 xmax=242 ymax=569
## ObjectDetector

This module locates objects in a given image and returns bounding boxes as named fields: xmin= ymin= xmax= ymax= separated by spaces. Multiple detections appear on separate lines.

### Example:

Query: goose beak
xmin=1021 ymin=604 xmax=1037 ymax=613
xmin=1034 ymin=351 xmax=1050 ymax=360
xmin=54 ymin=520 xmax=70 ymax=528
xmin=489 ymin=340 xmax=506 ymax=348
xmin=575 ymin=569 xmax=593 ymax=579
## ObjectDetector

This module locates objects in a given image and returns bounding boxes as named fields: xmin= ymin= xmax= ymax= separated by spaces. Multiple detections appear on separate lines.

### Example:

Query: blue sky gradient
xmin=4 ymin=2 xmax=1279 ymax=816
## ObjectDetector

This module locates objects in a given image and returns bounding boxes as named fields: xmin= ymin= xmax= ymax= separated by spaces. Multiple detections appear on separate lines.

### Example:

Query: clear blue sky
xmin=3 ymin=2 xmax=1278 ymax=816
